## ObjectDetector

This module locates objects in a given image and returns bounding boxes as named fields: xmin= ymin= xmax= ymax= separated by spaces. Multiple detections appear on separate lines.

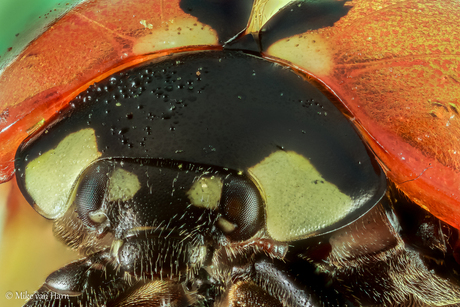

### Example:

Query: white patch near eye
xmin=88 ymin=210 xmax=107 ymax=224
xmin=217 ymin=217 xmax=237 ymax=234
xmin=266 ymin=32 xmax=333 ymax=76
xmin=187 ymin=176 xmax=223 ymax=210
xmin=248 ymin=150 xmax=353 ymax=242
xmin=108 ymin=168 xmax=141 ymax=202
xmin=133 ymin=18 xmax=218 ymax=55
xmin=25 ymin=128 xmax=101 ymax=219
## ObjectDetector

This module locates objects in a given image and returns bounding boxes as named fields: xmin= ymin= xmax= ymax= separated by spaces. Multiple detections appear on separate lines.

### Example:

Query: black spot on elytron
xmin=15 ymin=50 xmax=385 ymax=223
xmin=260 ymin=0 xmax=353 ymax=51
xmin=179 ymin=0 xmax=254 ymax=44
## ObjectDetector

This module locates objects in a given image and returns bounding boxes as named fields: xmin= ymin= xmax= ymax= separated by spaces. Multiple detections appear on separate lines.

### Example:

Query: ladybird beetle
xmin=1 ymin=0 xmax=460 ymax=306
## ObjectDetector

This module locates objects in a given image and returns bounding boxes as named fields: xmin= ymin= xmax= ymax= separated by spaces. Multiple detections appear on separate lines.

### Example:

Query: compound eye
xmin=218 ymin=176 xmax=264 ymax=241
xmin=74 ymin=167 xmax=109 ymax=228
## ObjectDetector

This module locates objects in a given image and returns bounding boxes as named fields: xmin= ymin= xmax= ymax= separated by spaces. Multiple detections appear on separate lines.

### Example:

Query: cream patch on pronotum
xmin=248 ymin=150 xmax=353 ymax=242
xmin=25 ymin=128 xmax=102 ymax=219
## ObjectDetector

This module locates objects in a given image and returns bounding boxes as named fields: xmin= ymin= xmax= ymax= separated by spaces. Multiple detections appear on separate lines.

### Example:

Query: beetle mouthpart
xmin=124 ymin=226 xmax=160 ymax=238
xmin=111 ymin=239 xmax=124 ymax=260
xmin=189 ymin=246 xmax=208 ymax=267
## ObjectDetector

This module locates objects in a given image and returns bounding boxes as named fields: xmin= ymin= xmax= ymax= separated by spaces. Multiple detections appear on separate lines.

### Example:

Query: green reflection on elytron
xmin=0 ymin=0 xmax=84 ymax=70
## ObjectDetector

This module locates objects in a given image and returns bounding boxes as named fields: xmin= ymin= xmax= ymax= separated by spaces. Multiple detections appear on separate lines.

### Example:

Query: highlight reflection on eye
xmin=1 ymin=1 xmax=460 ymax=307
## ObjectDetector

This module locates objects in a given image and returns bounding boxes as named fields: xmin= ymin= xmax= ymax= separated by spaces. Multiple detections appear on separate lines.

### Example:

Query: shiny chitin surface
xmin=1 ymin=0 xmax=460 ymax=306
xmin=1 ymin=0 xmax=459 ymax=231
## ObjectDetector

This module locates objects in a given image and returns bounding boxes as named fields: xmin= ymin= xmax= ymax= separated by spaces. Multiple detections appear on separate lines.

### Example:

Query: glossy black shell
xmin=16 ymin=50 xmax=385 ymax=236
